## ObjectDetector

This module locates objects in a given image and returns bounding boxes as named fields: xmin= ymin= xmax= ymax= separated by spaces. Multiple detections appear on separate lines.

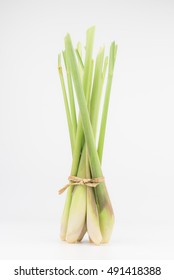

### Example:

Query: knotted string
xmin=58 ymin=175 xmax=105 ymax=195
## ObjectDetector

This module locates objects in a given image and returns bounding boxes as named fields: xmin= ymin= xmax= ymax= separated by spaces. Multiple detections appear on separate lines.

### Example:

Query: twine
xmin=58 ymin=175 xmax=105 ymax=195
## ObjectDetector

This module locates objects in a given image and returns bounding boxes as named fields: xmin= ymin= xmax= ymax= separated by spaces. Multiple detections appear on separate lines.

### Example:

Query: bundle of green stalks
xmin=58 ymin=26 xmax=117 ymax=245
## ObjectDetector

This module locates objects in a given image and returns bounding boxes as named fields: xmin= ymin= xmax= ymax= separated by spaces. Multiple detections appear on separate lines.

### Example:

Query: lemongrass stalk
xmin=63 ymin=51 xmax=77 ymax=133
xmin=101 ymin=56 xmax=108 ymax=89
xmin=65 ymin=34 xmax=102 ymax=176
xmin=98 ymin=42 xmax=117 ymax=163
xmin=59 ymin=105 xmax=84 ymax=240
xmin=83 ymin=26 xmax=95 ymax=97
xmin=76 ymin=49 xmax=84 ymax=70
xmin=60 ymin=117 xmax=85 ymax=240
xmin=69 ymin=25 xmax=95 ymax=176
xmin=88 ymin=53 xmax=108 ymax=214
xmin=58 ymin=54 xmax=75 ymax=153
xmin=86 ymin=152 xmax=102 ymax=245
xmin=77 ymin=45 xmax=99 ymax=244
xmin=77 ymin=42 xmax=82 ymax=57
xmin=60 ymin=29 xmax=95 ymax=241
xmin=86 ymin=187 xmax=102 ymax=245
xmin=58 ymin=53 xmax=76 ymax=240
xmin=65 ymin=34 xmax=114 ymax=242
xmin=85 ymin=54 xmax=109 ymax=215
xmin=66 ymin=146 xmax=87 ymax=243
xmin=90 ymin=47 xmax=105 ymax=137
xmin=90 ymin=52 xmax=108 ymax=143
xmin=87 ymin=60 xmax=94 ymax=108
xmin=59 ymin=52 xmax=84 ymax=240
xmin=65 ymin=29 xmax=95 ymax=242
xmin=77 ymin=222 xmax=87 ymax=242
xmin=75 ymin=45 xmax=84 ymax=82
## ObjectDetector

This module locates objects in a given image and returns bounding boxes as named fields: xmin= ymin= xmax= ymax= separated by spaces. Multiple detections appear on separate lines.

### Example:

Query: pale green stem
xmin=77 ymin=42 xmax=82 ymax=57
xmin=90 ymin=47 xmax=105 ymax=138
xmin=101 ymin=56 xmax=108 ymax=89
xmin=98 ymin=43 xmax=117 ymax=163
xmin=58 ymin=54 xmax=75 ymax=153
xmin=63 ymin=51 xmax=77 ymax=134
xmin=65 ymin=34 xmax=102 ymax=177
xmin=83 ymin=26 xmax=95 ymax=97
xmin=75 ymin=49 xmax=84 ymax=71
xmin=65 ymin=34 xmax=115 ymax=244
xmin=59 ymin=28 xmax=95 ymax=239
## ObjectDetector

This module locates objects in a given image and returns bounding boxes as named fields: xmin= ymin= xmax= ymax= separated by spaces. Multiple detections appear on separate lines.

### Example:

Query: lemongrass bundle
xmin=58 ymin=27 xmax=117 ymax=245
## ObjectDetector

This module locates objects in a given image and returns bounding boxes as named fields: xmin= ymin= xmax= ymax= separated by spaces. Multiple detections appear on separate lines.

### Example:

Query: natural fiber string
xmin=58 ymin=175 xmax=105 ymax=195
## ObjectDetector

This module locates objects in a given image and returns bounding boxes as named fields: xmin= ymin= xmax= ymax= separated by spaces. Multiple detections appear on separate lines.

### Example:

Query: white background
xmin=0 ymin=0 xmax=174 ymax=259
